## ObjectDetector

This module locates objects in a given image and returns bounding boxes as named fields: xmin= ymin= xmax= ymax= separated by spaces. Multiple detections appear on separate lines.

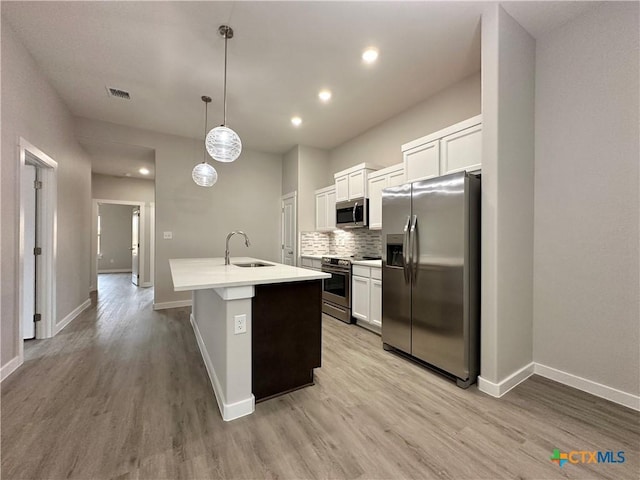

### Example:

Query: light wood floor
xmin=1 ymin=273 xmax=638 ymax=479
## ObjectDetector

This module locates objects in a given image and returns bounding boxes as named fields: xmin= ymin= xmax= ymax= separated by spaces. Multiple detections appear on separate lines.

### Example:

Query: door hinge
xmin=281 ymin=244 xmax=284 ymax=249
xmin=34 ymin=313 xmax=41 ymax=322
xmin=34 ymin=180 xmax=43 ymax=190
xmin=34 ymin=247 xmax=42 ymax=255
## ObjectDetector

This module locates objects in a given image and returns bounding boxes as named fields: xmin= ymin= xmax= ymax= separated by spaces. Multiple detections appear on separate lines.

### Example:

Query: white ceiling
xmin=2 ymin=1 xmax=598 ymax=172
xmin=79 ymin=139 xmax=156 ymax=179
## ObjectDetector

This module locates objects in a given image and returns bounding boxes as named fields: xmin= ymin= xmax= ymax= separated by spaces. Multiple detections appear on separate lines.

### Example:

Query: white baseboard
xmin=534 ymin=363 xmax=640 ymax=411
xmin=141 ymin=282 xmax=153 ymax=288
xmin=153 ymin=299 xmax=192 ymax=310
xmin=98 ymin=269 xmax=132 ymax=273
xmin=190 ymin=314 xmax=255 ymax=421
xmin=55 ymin=298 xmax=91 ymax=335
xmin=478 ymin=362 xmax=535 ymax=397
xmin=1 ymin=355 xmax=23 ymax=382
xmin=89 ymin=284 xmax=97 ymax=292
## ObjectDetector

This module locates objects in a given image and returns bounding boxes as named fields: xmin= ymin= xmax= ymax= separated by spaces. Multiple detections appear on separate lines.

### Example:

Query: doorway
xmin=18 ymin=138 xmax=57 ymax=347
xmin=92 ymin=199 xmax=154 ymax=292
xmin=281 ymin=192 xmax=297 ymax=266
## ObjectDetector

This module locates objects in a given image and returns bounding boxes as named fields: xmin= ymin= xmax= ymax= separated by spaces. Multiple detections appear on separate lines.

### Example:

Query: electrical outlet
xmin=163 ymin=231 xmax=173 ymax=240
xmin=234 ymin=314 xmax=247 ymax=335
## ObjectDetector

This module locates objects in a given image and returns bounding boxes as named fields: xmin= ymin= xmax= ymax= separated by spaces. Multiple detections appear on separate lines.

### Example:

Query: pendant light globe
xmin=192 ymin=95 xmax=218 ymax=187
xmin=192 ymin=161 xmax=218 ymax=187
xmin=207 ymin=25 xmax=242 ymax=163
xmin=206 ymin=125 xmax=242 ymax=163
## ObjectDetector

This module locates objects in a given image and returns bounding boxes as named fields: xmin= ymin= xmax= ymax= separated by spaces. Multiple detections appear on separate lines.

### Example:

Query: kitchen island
xmin=170 ymin=257 xmax=329 ymax=421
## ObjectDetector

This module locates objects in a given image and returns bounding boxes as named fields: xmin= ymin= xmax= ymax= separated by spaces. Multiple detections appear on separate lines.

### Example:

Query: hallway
xmin=1 ymin=275 xmax=638 ymax=479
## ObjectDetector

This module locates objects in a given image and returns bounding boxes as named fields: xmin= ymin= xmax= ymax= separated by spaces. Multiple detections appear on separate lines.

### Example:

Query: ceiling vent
xmin=106 ymin=86 xmax=131 ymax=100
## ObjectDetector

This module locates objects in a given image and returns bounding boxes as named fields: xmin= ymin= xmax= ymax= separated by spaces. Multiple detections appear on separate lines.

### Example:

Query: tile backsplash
xmin=300 ymin=230 xmax=381 ymax=257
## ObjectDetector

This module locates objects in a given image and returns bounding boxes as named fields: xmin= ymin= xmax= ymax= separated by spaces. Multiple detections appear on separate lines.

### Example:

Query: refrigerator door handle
xmin=410 ymin=215 xmax=418 ymax=282
xmin=402 ymin=215 xmax=411 ymax=283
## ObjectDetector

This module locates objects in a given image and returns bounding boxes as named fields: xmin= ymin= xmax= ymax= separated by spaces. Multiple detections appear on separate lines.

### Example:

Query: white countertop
xmin=170 ymin=257 xmax=330 ymax=291
xmin=300 ymin=254 xmax=325 ymax=259
xmin=352 ymin=259 xmax=382 ymax=267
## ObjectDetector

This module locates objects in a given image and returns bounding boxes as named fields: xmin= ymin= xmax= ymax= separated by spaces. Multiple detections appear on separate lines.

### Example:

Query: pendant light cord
xmin=203 ymin=100 xmax=208 ymax=163
xmin=223 ymin=29 xmax=228 ymax=127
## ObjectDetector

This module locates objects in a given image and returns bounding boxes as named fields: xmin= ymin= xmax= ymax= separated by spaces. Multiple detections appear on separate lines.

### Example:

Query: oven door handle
xmin=322 ymin=266 xmax=350 ymax=275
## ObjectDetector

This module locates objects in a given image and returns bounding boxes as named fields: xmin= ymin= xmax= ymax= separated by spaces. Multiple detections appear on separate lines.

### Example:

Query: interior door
xmin=281 ymin=194 xmax=296 ymax=265
xmin=21 ymin=164 xmax=37 ymax=340
xmin=131 ymin=208 xmax=140 ymax=285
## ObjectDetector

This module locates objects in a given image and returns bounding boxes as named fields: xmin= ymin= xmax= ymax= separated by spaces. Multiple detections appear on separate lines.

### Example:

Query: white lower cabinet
xmin=301 ymin=257 xmax=322 ymax=270
xmin=370 ymin=279 xmax=382 ymax=328
xmin=351 ymin=275 xmax=370 ymax=320
xmin=351 ymin=265 xmax=382 ymax=332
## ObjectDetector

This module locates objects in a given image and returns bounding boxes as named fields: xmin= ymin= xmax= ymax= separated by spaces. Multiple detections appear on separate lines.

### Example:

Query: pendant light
xmin=192 ymin=96 xmax=218 ymax=187
xmin=205 ymin=25 xmax=242 ymax=163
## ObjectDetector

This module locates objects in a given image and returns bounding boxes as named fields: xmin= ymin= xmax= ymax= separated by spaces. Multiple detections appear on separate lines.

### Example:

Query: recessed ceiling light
xmin=291 ymin=116 xmax=302 ymax=127
xmin=318 ymin=90 xmax=332 ymax=102
xmin=362 ymin=48 xmax=379 ymax=64
xmin=139 ymin=168 xmax=150 ymax=175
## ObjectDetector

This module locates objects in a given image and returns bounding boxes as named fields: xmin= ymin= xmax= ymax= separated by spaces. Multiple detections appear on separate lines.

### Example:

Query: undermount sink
xmin=233 ymin=262 xmax=274 ymax=268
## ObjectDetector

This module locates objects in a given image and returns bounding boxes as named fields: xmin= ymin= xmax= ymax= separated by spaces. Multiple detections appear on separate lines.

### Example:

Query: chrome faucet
xmin=225 ymin=231 xmax=251 ymax=265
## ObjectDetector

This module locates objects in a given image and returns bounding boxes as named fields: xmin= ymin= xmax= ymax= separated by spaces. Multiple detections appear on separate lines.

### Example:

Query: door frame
xmin=92 ymin=199 xmax=153 ymax=290
xmin=18 ymin=137 xmax=58 ymax=346
xmin=281 ymin=191 xmax=297 ymax=265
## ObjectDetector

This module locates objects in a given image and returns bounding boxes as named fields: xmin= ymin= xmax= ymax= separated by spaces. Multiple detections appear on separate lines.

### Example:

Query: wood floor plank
xmin=1 ymin=273 xmax=638 ymax=479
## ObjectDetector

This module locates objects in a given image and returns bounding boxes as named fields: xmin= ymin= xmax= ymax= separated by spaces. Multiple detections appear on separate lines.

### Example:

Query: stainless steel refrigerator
xmin=382 ymin=171 xmax=480 ymax=388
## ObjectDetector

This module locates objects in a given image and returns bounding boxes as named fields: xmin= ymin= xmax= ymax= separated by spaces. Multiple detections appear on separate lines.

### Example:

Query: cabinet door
xmin=387 ymin=168 xmax=406 ymax=187
xmin=404 ymin=140 xmax=440 ymax=182
xmin=315 ymin=192 xmax=327 ymax=231
xmin=335 ymin=175 xmax=349 ymax=203
xmin=348 ymin=171 xmax=365 ymax=199
xmin=440 ymin=124 xmax=482 ymax=174
xmin=367 ymin=175 xmax=387 ymax=230
xmin=370 ymin=278 xmax=382 ymax=328
xmin=326 ymin=189 xmax=336 ymax=230
xmin=351 ymin=276 xmax=370 ymax=322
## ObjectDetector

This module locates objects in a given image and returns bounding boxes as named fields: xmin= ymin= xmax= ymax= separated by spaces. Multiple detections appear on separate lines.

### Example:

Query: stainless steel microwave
xmin=336 ymin=198 xmax=368 ymax=228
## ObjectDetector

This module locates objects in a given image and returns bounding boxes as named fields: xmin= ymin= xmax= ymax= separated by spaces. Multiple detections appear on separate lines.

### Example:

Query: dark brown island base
xmin=252 ymin=280 xmax=322 ymax=402
xmin=169 ymin=257 xmax=329 ymax=421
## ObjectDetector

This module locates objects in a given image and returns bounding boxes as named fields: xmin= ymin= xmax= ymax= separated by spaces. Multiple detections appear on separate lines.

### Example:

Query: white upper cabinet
xmin=367 ymin=163 xmax=405 ymax=230
xmin=404 ymin=140 xmax=440 ymax=182
xmin=402 ymin=115 xmax=482 ymax=183
xmin=440 ymin=123 xmax=482 ymax=174
xmin=335 ymin=175 xmax=349 ymax=203
xmin=334 ymin=163 xmax=381 ymax=202
xmin=314 ymin=185 xmax=336 ymax=231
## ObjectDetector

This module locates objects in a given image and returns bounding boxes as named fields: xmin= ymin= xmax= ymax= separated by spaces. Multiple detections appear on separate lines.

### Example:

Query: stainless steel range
xmin=321 ymin=255 xmax=381 ymax=324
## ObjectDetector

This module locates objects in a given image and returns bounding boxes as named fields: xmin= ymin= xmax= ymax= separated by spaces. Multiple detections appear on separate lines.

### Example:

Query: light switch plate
xmin=163 ymin=231 xmax=173 ymax=239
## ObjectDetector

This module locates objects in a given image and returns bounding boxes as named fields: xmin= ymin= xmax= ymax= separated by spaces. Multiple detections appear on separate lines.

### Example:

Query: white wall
xmin=298 ymin=146 xmax=331 ymax=233
xmin=282 ymin=146 xmax=298 ymax=195
xmin=76 ymin=118 xmax=282 ymax=307
xmin=97 ymin=204 xmax=133 ymax=271
xmin=479 ymin=4 xmax=535 ymax=391
xmin=533 ymin=2 xmax=639 ymax=397
xmin=1 ymin=18 xmax=92 ymax=369
xmin=91 ymin=173 xmax=155 ymax=288
xmin=329 ymin=72 xmax=481 ymax=174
